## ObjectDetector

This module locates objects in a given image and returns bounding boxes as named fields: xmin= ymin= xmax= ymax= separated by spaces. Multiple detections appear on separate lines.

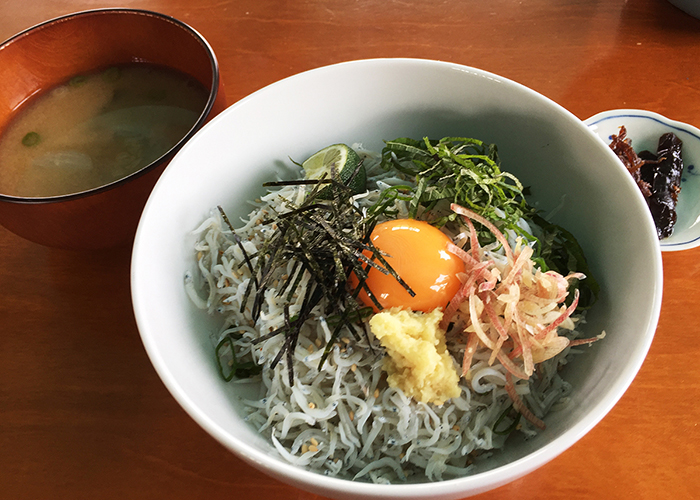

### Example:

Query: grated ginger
xmin=369 ymin=308 xmax=461 ymax=406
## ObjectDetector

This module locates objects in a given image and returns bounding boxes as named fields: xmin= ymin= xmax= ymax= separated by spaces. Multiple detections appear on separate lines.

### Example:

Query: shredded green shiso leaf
xmin=380 ymin=136 xmax=531 ymax=228
xmin=378 ymin=136 xmax=599 ymax=309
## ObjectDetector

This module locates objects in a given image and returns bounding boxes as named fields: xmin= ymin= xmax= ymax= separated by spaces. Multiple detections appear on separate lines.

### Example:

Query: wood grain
xmin=1 ymin=1 xmax=699 ymax=499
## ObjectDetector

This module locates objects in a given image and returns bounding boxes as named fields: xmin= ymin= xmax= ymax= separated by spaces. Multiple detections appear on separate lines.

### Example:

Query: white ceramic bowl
xmin=131 ymin=59 xmax=663 ymax=499
xmin=585 ymin=109 xmax=700 ymax=251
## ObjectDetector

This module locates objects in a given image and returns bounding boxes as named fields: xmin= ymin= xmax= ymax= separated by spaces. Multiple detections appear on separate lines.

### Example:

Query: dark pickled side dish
xmin=608 ymin=126 xmax=684 ymax=239
xmin=639 ymin=133 xmax=684 ymax=238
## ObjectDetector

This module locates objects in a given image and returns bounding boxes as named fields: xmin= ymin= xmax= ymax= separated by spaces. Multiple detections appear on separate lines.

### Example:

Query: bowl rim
xmin=0 ymin=7 xmax=220 ymax=205
xmin=132 ymin=58 xmax=663 ymax=498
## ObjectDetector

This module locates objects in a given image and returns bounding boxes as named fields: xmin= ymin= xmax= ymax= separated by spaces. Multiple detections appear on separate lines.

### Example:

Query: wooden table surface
xmin=1 ymin=1 xmax=699 ymax=499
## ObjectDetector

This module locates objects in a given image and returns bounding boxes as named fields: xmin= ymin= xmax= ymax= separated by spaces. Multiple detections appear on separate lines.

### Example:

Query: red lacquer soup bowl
xmin=0 ymin=8 xmax=226 ymax=249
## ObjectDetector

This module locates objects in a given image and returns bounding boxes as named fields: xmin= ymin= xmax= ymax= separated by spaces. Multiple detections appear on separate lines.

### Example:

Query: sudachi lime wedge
xmin=301 ymin=143 xmax=366 ymax=194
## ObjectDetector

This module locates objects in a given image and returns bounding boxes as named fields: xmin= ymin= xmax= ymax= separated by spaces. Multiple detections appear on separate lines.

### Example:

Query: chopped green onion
xmin=21 ymin=132 xmax=40 ymax=147
xmin=493 ymin=404 xmax=521 ymax=435
xmin=69 ymin=75 xmax=87 ymax=87
xmin=215 ymin=331 xmax=262 ymax=381
xmin=101 ymin=66 xmax=121 ymax=82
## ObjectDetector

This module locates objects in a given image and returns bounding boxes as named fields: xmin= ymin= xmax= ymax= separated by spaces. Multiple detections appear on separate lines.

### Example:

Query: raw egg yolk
xmin=352 ymin=219 xmax=465 ymax=312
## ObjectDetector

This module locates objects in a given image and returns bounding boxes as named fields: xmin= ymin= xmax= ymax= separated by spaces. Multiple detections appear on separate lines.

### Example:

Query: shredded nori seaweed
xmin=223 ymin=160 xmax=409 ymax=384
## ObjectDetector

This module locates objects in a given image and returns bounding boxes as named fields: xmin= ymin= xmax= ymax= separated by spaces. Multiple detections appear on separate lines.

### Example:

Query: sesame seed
xmin=373 ymin=389 xmax=380 ymax=399
xmin=309 ymin=445 xmax=318 ymax=453
xmin=341 ymin=337 xmax=350 ymax=344
xmin=452 ymin=425 xmax=460 ymax=432
xmin=350 ymin=364 xmax=357 ymax=372
xmin=302 ymin=444 xmax=309 ymax=454
xmin=308 ymin=402 xmax=316 ymax=409
xmin=307 ymin=344 xmax=314 ymax=353
xmin=314 ymin=338 xmax=322 ymax=347
xmin=310 ymin=437 xmax=319 ymax=446
xmin=349 ymin=411 xmax=355 ymax=421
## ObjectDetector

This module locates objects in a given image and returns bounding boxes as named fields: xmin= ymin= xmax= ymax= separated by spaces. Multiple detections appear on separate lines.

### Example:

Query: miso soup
xmin=0 ymin=63 xmax=209 ymax=197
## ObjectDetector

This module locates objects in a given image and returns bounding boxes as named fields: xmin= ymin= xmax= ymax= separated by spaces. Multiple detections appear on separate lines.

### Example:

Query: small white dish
xmin=585 ymin=109 xmax=700 ymax=251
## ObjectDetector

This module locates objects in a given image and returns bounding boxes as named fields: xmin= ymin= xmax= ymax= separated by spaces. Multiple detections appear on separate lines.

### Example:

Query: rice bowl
xmin=131 ymin=58 xmax=662 ymax=499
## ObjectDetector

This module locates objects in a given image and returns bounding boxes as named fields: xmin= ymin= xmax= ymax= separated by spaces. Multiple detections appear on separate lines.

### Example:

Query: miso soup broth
xmin=0 ymin=63 xmax=209 ymax=197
